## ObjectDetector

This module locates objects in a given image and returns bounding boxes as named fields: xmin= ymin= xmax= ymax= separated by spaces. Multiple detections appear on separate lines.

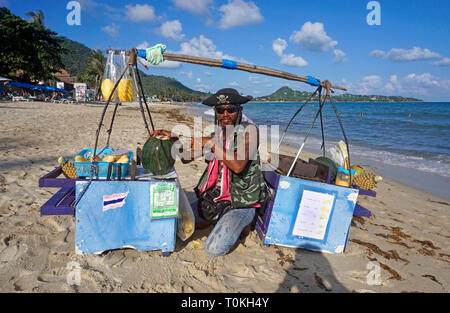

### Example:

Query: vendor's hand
xmin=204 ymin=138 xmax=216 ymax=153
xmin=147 ymin=129 xmax=178 ymax=141
xmin=188 ymin=137 xmax=215 ymax=152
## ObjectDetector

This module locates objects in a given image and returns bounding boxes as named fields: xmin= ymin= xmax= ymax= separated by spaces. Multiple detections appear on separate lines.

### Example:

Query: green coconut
xmin=141 ymin=135 xmax=175 ymax=175
xmin=315 ymin=156 xmax=338 ymax=182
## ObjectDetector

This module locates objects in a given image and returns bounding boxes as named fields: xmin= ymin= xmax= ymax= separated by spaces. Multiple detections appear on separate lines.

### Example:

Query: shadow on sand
xmin=176 ymin=190 xmax=349 ymax=292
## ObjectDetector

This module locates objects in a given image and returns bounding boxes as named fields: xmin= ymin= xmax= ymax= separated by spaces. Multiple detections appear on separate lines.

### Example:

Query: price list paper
xmin=292 ymin=190 xmax=334 ymax=240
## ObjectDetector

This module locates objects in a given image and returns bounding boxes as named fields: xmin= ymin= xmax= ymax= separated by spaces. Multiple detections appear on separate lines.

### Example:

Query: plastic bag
xmin=328 ymin=140 xmax=349 ymax=168
xmin=145 ymin=43 xmax=166 ymax=65
xmin=101 ymin=50 xmax=118 ymax=102
xmin=117 ymin=51 xmax=135 ymax=102
xmin=176 ymin=179 xmax=195 ymax=241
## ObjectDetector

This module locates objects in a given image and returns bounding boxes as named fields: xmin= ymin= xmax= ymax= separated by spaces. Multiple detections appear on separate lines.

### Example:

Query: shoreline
xmin=183 ymin=102 xmax=450 ymax=202
xmin=0 ymin=100 xmax=448 ymax=293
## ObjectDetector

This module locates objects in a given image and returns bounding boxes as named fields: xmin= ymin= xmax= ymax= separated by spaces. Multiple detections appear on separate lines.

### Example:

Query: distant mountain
xmin=59 ymin=37 xmax=209 ymax=101
xmin=137 ymin=71 xmax=207 ymax=101
xmin=254 ymin=86 xmax=423 ymax=102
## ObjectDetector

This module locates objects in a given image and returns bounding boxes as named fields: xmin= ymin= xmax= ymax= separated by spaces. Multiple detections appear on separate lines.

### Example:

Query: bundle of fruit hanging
xmin=351 ymin=165 xmax=383 ymax=190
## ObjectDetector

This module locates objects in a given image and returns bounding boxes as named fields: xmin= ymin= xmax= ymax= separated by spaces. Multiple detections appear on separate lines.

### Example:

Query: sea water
xmin=186 ymin=102 xmax=450 ymax=200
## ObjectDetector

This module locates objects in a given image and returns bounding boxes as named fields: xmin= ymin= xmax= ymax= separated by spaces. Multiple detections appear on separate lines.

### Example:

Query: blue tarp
xmin=5 ymin=82 xmax=33 ymax=88
xmin=5 ymin=82 xmax=71 ymax=93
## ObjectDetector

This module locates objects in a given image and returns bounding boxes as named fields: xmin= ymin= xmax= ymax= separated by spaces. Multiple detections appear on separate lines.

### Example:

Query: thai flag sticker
xmin=103 ymin=191 xmax=129 ymax=212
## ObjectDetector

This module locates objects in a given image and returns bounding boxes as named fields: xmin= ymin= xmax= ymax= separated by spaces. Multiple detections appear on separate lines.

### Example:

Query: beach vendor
xmin=150 ymin=88 xmax=267 ymax=258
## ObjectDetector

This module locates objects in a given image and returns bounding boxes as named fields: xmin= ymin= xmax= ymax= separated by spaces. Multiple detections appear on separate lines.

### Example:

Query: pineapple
xmin=58 ymin=156 xmax=78 ymax=179
xmin=353 ymin=173 xmax=377 ymax=190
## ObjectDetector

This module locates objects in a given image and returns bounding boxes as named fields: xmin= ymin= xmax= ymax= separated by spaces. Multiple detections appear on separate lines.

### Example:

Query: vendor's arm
xmin=181 ymin=136 xmax=212 ymax=164
xmin=212 ymin=124 xmax=258 ymax=174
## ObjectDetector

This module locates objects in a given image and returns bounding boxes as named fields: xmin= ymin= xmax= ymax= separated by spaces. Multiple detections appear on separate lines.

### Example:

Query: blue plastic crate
xmin=72 ymin=149 xmax=133 ymax=178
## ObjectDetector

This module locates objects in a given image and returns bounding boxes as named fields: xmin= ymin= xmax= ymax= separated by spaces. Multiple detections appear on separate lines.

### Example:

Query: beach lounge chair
xmin=12 ymin=96 xmax=25 ymax=101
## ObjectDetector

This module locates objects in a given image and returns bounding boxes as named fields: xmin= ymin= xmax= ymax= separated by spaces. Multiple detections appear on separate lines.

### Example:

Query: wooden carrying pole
xmin=106 ymin=49 xmax=347 ymax=92
xmin=163 ymin=53 xmax=347 ymax=91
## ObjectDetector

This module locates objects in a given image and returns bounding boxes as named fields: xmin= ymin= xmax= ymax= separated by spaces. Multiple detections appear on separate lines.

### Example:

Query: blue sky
xmin=4 ymin=0 xmax=450 ymax=101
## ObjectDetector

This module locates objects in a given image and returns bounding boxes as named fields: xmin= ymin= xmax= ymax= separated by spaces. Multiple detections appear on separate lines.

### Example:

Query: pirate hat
xmin=202 ymin=88 xmax=253 ymax=107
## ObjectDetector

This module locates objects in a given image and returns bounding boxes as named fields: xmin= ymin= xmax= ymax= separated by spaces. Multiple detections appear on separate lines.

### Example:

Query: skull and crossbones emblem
xmin=217 ymin=94 xmax=229 ymax=104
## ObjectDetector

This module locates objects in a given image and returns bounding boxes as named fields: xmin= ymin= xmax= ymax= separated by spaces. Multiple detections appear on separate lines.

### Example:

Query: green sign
xmin=150 ymin=183 xmax=178 ymax=219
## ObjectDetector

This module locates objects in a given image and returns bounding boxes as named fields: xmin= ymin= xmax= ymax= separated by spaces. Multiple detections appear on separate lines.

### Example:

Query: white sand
xmin=0 ymin=101 xmax=448 ymax=293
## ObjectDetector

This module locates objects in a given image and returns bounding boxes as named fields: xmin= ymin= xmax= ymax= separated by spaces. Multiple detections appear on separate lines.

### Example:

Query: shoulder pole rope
xmin=132 ymin=49 xmax=155 ymax=131
xmin=72 ymin=62 xmax=129 ymax=210
xmin=74 ymin=49 xmax=156 ymax=209
xmin=275 ymin=85 xmax=321 ymax=153
xmin=287 ymin=84 xmax=327 ymax=177
xmin=129 ymin=51 xmax=153 ymax=137
xmin=318 ymin=87 xmax=326 ymax=157
xmin=324 ymin=81 xmax=352 ymax=184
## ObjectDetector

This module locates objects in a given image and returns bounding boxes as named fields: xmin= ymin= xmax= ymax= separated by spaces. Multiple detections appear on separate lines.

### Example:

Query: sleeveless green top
xmin=195 ymin=122 xmax=267 ymax=209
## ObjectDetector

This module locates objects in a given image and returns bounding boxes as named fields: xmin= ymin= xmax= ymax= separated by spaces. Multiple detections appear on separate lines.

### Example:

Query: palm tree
xmin=77 ymin=50 xmax=106 ymax=100
xmin=85 ymin=49 xmax=106 ymax=100
xmin=26 ymin=10 xmax=45 ymax=26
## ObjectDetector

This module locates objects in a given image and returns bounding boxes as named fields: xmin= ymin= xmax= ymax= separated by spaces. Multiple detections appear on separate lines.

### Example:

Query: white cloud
xmin=333 ymin=49 xmax=346 ymax=63
xmin=248 ymin=76 xmax=269 ymax=84
xmin=158 ymin=20 xmax=185 ymax=41
xmin=290 ymin=22 xmax=338 ymax=52
xmin=272 ymin=38 xmax=308 ymax=67
xmin=204 ymin=71 xmax=211 ymax=76
xmin=101 ymin=23 xmax=119 ymax=37
xmin=196 ymin=77 xmax=201 ymax=83
xmin=218 ymin=0 xmax=263 ymax=30
xmin=404 ymin=73 xmax=440 ymax=88
xmin=433 ymin=57 xmax=450 ymax=66
xmin=342 ymin=73 xmax=450 ymax=98
xmin=229 ymin=81 xmax=240 ymax=87
xmin=125 ymin=4 xmax=159 ymax=22
xmin=171 ymin=0 xmax=212 ymax=15
xmin=180 ymin=71 xmax=193 ymax=79
xmin=195 ymin=83 xmax=212 ymax=93
xmin=179 ymin=35 xmax=240 ymax=61
xmin=136 ymin=41 xmax=150 ymax=49
xmin=280 ymin=54 xmax=308 ymax=67
xmin=248 ymin=76 xmax=260 ymax=83
xmin=272 ymin=38 xmax=287 ymax=57
xmin=370 ymin=47 xmax=441 ymax=62
xmin=369 ymin=49 xmax=386 ymax=58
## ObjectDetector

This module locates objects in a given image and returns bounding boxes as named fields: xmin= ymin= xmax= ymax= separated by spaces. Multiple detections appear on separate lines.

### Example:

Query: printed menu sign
xmin=150 ymin=183 xmax=178 ymax=219
xmin=292 ymin=190 xmax=334 ymax=240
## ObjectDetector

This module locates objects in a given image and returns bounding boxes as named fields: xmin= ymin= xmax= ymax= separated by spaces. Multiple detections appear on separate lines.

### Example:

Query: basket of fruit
xmin=72 ymin=149 xmax=133 ymax=178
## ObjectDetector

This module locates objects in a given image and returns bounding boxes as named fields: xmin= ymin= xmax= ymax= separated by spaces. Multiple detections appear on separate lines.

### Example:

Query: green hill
xmin=60 ymin=36 xmax=92 ymax=78
xmin=254 ymin=86 xmax=423 ymax=102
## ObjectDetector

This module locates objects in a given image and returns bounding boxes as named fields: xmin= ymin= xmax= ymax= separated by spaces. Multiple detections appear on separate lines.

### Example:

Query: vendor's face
xmin=216 ymin=104 xmax=241 ymax=127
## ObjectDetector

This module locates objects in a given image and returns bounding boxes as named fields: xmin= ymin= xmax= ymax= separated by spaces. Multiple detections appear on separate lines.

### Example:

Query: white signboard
xmin=292 ymin=190 xmax=334 ymax=240
xmin=56 ymin=82 xmax=64 ymax=90
xmin=74 ymin=83 xmax=87 ymax=102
